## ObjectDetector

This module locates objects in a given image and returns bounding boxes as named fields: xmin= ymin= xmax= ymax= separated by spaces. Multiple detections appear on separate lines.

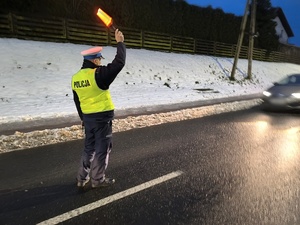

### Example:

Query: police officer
xmin=72 ymin=29 xmax=126 ymax=189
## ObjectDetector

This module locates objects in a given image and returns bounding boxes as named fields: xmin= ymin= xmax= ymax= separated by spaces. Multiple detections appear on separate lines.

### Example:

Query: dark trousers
xmin=77 ymin=119 xmax=112 ymax=186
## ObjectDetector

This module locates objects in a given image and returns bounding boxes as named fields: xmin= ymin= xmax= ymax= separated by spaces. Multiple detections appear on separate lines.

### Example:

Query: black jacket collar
xmin=81 ymin=59 xmax=99 ymax=69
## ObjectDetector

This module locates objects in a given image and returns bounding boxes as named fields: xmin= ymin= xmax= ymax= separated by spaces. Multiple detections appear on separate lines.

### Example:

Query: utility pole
xmin=247 ymin=0 xmax=257 ymax=79
xmin=230 ymin=0 xmax=251 ymax=81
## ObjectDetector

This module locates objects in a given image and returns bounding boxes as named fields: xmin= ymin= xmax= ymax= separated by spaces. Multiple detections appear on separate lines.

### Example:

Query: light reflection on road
xmin=232 ymin=116 xmax=300 ymax=223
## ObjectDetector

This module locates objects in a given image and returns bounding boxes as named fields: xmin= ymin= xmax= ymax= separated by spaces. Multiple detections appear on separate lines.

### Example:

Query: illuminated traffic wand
xmin=97 ymin=8 xmax=116 ymax=31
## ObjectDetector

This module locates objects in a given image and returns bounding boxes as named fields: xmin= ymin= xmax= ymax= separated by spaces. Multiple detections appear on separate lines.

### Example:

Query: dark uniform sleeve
xmin=95 ymin=42 xmax=126 ymax=90
xmin=73 ymin=90 xmax=83 ymax=120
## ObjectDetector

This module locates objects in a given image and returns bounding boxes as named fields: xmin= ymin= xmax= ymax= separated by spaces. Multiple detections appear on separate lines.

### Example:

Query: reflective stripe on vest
xmin=72 ymin=68 xmax=114 ymax=114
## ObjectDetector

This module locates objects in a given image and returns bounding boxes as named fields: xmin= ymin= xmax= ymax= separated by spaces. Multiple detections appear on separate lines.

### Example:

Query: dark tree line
xmin=255 ymin=0 xmax=279 ymax=51
xmin=0 ymin=0 xmax=279 ymax=50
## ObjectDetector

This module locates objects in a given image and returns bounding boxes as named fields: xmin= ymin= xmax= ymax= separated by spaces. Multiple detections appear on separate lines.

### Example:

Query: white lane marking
xmin=37 ymin=170 xmax=183 ymax=225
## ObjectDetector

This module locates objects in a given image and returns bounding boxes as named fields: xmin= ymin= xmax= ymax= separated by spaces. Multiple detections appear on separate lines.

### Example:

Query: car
xmin=261 ymin=73 xmax=300 ymax=111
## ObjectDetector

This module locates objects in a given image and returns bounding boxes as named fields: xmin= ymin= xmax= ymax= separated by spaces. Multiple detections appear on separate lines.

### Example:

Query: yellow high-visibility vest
xmin=72 ymin=68 xmax=114 ymax=114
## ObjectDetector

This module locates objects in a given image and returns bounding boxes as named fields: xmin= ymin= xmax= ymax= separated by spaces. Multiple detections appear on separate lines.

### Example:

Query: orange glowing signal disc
xmin=97 ymin=8 xmax=113 ymax=27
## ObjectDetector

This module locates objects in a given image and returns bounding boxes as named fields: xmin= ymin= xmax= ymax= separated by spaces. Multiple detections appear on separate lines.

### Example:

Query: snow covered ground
xmin=1 ymin=37 xmax=300 ymax=126
xmin=1 ymin=37 xmax=300 ymax=152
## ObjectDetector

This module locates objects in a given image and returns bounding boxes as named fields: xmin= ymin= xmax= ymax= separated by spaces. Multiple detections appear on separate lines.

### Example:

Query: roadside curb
xmin=0 ymin=93 xmax=262 ymax=136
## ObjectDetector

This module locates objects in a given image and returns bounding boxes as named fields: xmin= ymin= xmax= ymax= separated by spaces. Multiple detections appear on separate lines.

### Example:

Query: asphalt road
xmin=1 ymin=105 xmax=300 ymax=225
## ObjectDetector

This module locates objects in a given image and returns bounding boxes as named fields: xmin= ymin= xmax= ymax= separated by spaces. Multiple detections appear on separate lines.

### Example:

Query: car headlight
xmin=291 ymin=93 xmax=300 ymax=98
xmin=263 ymin=91 xmax=271 ymax=97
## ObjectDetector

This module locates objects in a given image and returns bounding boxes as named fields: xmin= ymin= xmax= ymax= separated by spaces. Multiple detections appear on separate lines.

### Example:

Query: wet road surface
xmin=1 ymin=106 xmax=300 ymax=225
